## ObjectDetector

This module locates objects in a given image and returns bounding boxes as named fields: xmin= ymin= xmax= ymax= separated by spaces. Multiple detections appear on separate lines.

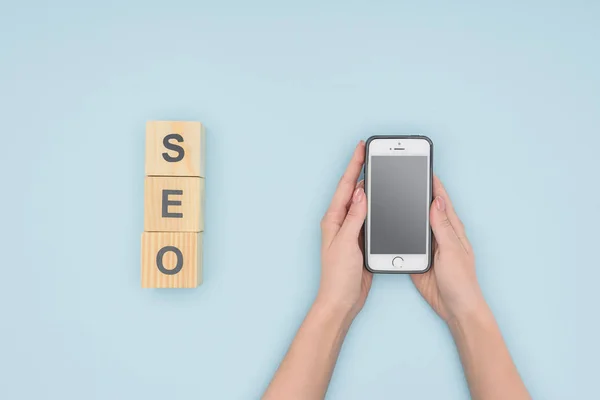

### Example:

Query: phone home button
xmin=392 ymin=256 xmax=404 ymax=269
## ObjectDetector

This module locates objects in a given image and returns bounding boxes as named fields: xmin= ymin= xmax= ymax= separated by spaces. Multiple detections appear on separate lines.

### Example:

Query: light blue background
xmin=1 ymin=1 xmax=597 ymax=399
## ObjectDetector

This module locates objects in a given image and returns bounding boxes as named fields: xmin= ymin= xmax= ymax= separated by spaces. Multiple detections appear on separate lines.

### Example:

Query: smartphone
xmin=364 ymin=135 xmax=433 ymax=274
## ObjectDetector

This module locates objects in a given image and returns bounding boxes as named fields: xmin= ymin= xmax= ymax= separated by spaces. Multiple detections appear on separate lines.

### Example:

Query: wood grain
xmin=141 ymin=232 xmax=203 ymax=288
xmin=144 ymin=176 xmax=205 ymax=232
xmin=145 ymin=121 xmax=206 ymax=177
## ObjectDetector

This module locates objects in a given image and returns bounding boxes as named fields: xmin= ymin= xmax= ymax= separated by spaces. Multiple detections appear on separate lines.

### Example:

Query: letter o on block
xmin=156 ymin=246 xmax=183 ymax=275
xmin=141 ymin=232 xmax=203 ymax=288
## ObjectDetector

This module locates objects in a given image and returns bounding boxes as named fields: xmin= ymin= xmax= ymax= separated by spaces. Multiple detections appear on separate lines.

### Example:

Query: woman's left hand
xmin=317 ymin=141 xmax=372 ymax=321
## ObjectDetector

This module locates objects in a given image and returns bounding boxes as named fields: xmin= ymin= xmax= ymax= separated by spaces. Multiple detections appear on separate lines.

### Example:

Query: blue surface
xmin=1 ymin=1 xmax=597 ymax=399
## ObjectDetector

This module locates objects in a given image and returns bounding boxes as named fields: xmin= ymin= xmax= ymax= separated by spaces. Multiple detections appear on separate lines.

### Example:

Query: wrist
xmin=447 ymin=298 xmax=496 ymax=336
xmin=443 ymin=284 xmax=488 ymax=323
xmin=311 ymin=296 xmax=356 ymax=329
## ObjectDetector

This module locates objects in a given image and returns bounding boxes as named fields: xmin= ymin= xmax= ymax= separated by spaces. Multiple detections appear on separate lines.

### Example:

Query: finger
xmin=338 ymin=186 xmax=367 ymax=241
xmin=357 ymin=182 xmax=365 ymax=250
xmin=321 ymin=141 xmax=365 ymax=244
xmin=430 ymin=195 xmax=463 ymax=251
xmin=433 ymin=175 xmax=471 ymax=252
xmin=327 ymin=142 xmax=365 ymax=220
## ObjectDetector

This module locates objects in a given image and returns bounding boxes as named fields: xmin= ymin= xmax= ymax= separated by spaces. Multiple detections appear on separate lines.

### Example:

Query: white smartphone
xmin=364 ymin=136 xmax=433 ymax=274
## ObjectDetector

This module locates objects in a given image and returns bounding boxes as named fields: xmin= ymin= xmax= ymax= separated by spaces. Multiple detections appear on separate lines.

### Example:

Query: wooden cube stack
xmin=141 ymin=121 xmax=206 ymax=288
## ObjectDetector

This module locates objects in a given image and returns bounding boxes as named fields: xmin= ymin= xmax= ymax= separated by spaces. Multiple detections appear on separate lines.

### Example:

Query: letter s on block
xmin=162 ymin=133 xmax=185 ymax=162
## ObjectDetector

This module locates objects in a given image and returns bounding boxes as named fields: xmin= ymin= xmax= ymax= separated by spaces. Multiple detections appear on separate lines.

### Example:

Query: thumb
xmin=430 ymin=196 xmax=461 ymax=250
xmin=338 ymin=187 xmax=367 ymax=240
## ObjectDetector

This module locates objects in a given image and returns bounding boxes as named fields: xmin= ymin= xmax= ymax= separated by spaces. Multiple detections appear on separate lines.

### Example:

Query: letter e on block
xmin=144 ymin=176 xmax=205 ymax=232
xmin=141 ymin=232 xmax=203 ymax=288
xmin=145 ymin=121 xmax=206 ymax=177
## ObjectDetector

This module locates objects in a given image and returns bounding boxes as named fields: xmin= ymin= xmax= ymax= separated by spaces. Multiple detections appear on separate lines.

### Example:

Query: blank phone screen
xmin=370 ymin=155 xmax=428 ymax=254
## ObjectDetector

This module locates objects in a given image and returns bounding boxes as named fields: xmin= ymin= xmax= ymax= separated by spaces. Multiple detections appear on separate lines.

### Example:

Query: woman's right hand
xmin=413 ymin=176 xmax=531 ymax=400
xmin=411 ymin=176 xmax=486 ymax=324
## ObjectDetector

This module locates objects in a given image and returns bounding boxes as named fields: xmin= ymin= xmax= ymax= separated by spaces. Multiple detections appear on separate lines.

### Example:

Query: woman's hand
xmin=411 ymin=175 xmax=485 ymax=323
xmin=317 ymin=141 xmax=372 ymax=321
xmin=263 ymin=142 xmax=372 ymax=400
xmin=412 ymin=176 xmax=531 ymax=400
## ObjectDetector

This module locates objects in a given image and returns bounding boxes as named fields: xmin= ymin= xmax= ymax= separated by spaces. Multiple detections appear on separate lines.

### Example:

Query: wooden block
xmin=141 ymin=232 xmax=203 ymax=288
xmin=145 ymin=121 xmax=206 ymax=177
xmin=144 ymin=176 xmax=205 ymax=232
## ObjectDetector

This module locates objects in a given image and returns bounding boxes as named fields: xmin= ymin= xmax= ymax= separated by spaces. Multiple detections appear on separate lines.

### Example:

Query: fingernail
xmin=353 ymin=188 xmax=363 ymax=203
xmin=435 ymin=196 xmax=445 ymax=211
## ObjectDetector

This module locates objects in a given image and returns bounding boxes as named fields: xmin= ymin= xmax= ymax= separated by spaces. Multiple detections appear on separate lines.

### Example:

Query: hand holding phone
xmin=364 ymin=136 xmax=483 ymax=318
xmin=411 ymin=176 xmax=484 ymax=323
xmin=317 ymin=141 xmax=372 ymax=320
xmin=266 ymin=143 xmax=530 ymax=400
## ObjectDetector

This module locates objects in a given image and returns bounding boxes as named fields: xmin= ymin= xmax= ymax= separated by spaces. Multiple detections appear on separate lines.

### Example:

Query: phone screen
xmin=370 ymin=155 xmax=429 ymax=254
